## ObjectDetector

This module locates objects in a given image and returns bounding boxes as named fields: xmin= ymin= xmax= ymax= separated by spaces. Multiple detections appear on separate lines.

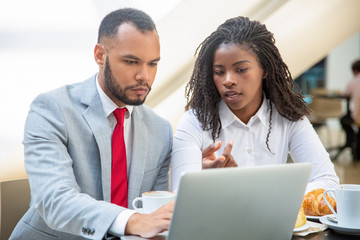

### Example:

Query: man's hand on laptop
xmin=202 ymin=140 xmax=238 ymax=169
xmin=125 ymin=200 xmax=175 ymax=238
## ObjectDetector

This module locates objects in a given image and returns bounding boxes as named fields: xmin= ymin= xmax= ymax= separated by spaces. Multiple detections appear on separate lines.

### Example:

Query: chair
xmin=0 ymin=144 xmax=29 ymax=240
xmin=0 ymin=179 xmax=30 ymax=240
xmin=308 ymin=88 xmax=344 ymax=150
xmin=309 ymin=88 xmax=344 ymax=119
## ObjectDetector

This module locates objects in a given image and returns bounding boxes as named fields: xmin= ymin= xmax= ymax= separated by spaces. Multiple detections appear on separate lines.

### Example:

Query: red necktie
xmin=111 ymin=108 xmax=128 ymax=207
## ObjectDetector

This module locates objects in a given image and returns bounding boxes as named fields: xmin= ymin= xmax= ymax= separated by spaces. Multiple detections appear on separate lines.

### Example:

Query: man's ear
xmin=94 ymin=44 xmax=106 ymax=67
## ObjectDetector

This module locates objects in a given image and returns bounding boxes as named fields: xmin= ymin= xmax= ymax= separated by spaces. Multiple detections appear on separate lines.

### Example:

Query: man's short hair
xmin=97 ymin=8 xmax=156 ymax=43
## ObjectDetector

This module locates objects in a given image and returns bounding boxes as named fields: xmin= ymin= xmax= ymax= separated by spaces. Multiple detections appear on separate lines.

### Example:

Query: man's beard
xmin=104 ymin=57 xmax=151 ymax=106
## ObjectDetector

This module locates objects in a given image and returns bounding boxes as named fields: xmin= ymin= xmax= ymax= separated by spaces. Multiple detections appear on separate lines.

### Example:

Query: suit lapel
xmin=81 ymin=76 xmax=112 ymax=202
xmin=79 ymin=77 xmax=149 ymax=203
xmin=128 ymin=107 xmax=148 ymax=202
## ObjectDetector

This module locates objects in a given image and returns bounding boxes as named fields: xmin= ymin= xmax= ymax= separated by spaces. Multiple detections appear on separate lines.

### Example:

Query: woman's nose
xmin=223 ymin=73 xmax=236 ymax=87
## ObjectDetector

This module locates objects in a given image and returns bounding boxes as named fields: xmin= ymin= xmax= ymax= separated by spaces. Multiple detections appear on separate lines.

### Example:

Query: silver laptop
xmin=122 ymin=163 xmax=312 ymax=240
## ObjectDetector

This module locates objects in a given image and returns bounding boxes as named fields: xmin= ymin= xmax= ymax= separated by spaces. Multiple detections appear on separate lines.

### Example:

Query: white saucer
xmin=293 ymin=222 xmax=309 ymax=232
xmin=320 ymin=215 xmax=360 ymax=235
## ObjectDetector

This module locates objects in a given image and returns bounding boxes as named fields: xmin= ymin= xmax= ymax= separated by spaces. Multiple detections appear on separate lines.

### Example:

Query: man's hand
xmin=125 ymin=201 xmax=174 ymax=238
xmin=202 ymin=140 xmax=238 ymax=169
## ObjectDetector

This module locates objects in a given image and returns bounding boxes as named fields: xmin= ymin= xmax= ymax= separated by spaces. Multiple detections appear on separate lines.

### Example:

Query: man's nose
xmin=135 ymin=65 xmax=150 ymax=84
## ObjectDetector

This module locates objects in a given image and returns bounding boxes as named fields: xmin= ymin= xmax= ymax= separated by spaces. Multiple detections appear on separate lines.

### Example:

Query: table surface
xmin=117 ymin=228 xmax=360 ymax=240
xmin=293 ymin=229 xmax=360 ymax=240
xmin=312 ymin=93 xmax=349 ymax=99
xmin=117 ymin=218 xmax=360 ymax=240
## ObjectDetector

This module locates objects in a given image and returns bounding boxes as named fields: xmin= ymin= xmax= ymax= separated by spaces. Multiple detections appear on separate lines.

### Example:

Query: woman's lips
xmin=225 ymin=91 xmax=239 ymax=96
xmin=224 ymin=90 xmax=242 ymax=97
xmin=224 ymin=90 xmax=242 ymax=102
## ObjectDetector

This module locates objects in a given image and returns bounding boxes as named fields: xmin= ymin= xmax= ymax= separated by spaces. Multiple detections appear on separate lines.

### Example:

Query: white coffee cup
xmin=323 ymin=184 xmax=360 ymax=228
xmin=132 ymin=191 xmax=176 ymax=213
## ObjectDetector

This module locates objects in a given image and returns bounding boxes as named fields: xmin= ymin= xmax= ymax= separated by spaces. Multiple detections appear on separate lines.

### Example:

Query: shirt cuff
xmin=108 ymin=209 xmax=137 ymax=236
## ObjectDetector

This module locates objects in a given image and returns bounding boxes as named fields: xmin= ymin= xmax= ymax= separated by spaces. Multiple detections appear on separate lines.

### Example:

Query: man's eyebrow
xmin=123 ymin=54 xmax=140 ymax=61
xmin=151 ymin=57 xmax=161 ymax=62
xmin=123 ymin=55 xmax=160 ymax=63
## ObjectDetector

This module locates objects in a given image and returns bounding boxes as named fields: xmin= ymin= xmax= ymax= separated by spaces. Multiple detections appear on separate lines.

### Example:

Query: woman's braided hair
xmin=185 ymin=16 xmax=310 ymax=151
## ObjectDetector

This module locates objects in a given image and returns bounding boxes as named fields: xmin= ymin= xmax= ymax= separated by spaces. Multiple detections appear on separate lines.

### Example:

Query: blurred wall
xmin=327 ymin=31 xmax=360 ymax=91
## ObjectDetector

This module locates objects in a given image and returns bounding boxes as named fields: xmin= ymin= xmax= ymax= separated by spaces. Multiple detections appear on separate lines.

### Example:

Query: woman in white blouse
xmin=171 ymin=16 xmax=339 ymax=193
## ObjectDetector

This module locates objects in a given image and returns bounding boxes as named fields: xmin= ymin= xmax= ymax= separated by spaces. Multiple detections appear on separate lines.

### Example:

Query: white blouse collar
xmin=219 ymin=94 xmax=269 ymax=129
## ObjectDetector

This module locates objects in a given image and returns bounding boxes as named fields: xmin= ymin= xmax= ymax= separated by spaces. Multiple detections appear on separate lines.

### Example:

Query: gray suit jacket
xmin=10 ymin=75 xmax=173 ymax=240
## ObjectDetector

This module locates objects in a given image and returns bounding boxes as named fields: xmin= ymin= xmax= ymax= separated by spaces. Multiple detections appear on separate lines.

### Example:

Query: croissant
xmin=295 ymin=207 xmax=307 ymax=228
xmin=302 ymin=188 xmax=336 ymax=216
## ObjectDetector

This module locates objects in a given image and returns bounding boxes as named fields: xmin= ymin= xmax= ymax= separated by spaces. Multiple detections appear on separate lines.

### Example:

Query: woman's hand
xmin=201 ymin=140 xmax=238 ymax=169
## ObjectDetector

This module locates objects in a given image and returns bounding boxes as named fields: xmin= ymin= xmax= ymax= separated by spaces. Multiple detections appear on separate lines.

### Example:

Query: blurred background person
xmin=340 ymin=59 xmax=360 ymax=161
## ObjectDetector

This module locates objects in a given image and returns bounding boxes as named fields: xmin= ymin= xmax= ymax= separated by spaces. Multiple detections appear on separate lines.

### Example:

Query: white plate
xmin=293 ymin=222 xmax=310 ymax=232
xmin=306 ymin=215 xmax=321 ymax=221
xmin=320 ymin=215 xmax=360 ymax=235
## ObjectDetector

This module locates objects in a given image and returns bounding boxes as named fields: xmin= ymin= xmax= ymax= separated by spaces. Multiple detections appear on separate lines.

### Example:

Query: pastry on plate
xmin=295 ymin=207 xmax=307 ymax=228
xmin=302 ymin=188 xmax=336 ymax=216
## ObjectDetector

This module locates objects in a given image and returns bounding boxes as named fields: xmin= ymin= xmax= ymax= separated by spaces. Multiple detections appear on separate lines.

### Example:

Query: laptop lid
xmin=167 ymin=163 xmax=311 ymax=240
xmin=121 ymin=163 xmax=311 ymax=240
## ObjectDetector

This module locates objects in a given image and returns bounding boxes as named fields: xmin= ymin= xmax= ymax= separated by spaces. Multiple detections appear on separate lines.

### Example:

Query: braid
xmin=186 ymin=16 xmax=310 ymax=148
xmin=266 ymin=102 xmax=274 ymax=154
xmin=185 ymin=36 xmax=223 ymax=140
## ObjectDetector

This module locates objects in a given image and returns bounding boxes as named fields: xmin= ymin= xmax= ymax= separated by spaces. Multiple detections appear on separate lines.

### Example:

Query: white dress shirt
xmin=171 ymin=98 xmax=339 ymax=193
xmin=96 ymin=76 xmax=136 ymax=236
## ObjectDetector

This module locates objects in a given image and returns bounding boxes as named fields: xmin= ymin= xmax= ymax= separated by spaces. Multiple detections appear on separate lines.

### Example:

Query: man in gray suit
xmin=10 ymin=8 xmax=173 ymax=240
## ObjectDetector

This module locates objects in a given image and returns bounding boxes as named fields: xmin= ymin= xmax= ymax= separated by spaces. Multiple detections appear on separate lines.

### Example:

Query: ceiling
xmin=0 ymin=0 xmax=360 ymax=157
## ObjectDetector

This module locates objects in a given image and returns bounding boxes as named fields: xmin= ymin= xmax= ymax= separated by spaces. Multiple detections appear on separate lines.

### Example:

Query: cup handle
xmin=132 ymin=197 xmax=143 ymax=211
xmin=323 ymin=189 xmax=337 ymax=216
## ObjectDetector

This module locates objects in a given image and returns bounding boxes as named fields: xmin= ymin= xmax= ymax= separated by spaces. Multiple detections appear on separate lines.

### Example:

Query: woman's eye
xmin=237 ymin=68 xmax=247 ymax=73
xmin=214 ymin=70 xmax=224 ymax=75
